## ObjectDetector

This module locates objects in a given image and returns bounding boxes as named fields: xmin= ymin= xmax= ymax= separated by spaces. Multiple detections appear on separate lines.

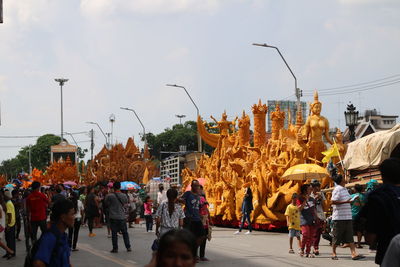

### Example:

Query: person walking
xmin=234 ymin=187 xmax=253 ymax=235
xmin=181 ymin=180 xmax=205 ymax=259
xmin=297 ymin=184 xmax=316 ymax=258
xmin=363 ymin=158 xmax=400 ymax=265
xmin=0 ymin=193 xmax=14 ymax=256
xmin=199 ymin=185 xmax=211 ymax=261
xmin=155 ymin=188 xmax=185 ymax=237
xmin=350 ymin=184 xmax=365 ymax=248
xmin=32 ymin=198 xmax=75 ymax=267
xmin=157 ymin=184 xmax=167 ymax=206
xmin=144 ymin=196 xmax=154 ymax=232
xmin=68 ymin=191 xmax=84 ymax=251
xmin=4 ymin=188 xmax=16 ymax=259
xmin=26 ymin=181 xmax=49 ymax=242
xmin=310 ymin=180 xmax=326 ymax=255
xmin=285 ymin=193 xmax=301 ymax=254
xmin=104 ymin=182 xmax=131 ymax=253
xmin=331 ymin=174 xmax=364 ymax=260
xmin=11 ymin=190 xmax=22 ymax=242
xmin=85 ymin=186 xmax=99 ymax=237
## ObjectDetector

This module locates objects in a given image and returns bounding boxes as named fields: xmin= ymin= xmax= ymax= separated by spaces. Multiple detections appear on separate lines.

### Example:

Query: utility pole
xmin=89 ymin=129 xmax=94 ymax=161
xmin=28 ymin=145 xmax=32 ymax=174
xmin=55 ymin=78 xmax=68 ymax=142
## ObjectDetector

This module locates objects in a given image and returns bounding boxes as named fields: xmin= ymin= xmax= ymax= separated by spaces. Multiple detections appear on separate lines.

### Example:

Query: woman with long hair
xmin=85 ymin=186 xmax=99 ymax=237
xmin=68 ymin=191 xmax=84 ymax=251
xmin=297 ymin=184 xmax=317 ymax=257
xmin=234 ymin=187 xmax=253 ymax=234
xmin=0 ymin=192 xmax=13 ymax=256
xmin=155 ymin=188 xmax=185 ymax=237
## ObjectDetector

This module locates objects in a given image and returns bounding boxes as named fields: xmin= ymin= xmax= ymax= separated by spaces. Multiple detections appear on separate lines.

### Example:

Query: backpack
xmin=24 ymin=228 xmax=61 ymax=267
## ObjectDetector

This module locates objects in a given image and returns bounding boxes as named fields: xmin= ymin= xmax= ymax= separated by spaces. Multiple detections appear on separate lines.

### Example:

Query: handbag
xmin=207 ymin=226 xmax=212 ymax=241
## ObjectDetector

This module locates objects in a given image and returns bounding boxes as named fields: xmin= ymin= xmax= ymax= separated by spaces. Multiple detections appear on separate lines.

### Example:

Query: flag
xmin=321 ymin=143 xmax=340 ymax=163
xmin=142 ymin=167 xmax=149 ymax=184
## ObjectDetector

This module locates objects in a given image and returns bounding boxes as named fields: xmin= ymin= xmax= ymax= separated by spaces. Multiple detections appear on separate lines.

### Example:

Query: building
xmin=160 ymin=151 xmax=203 ymax=185
xmin=344 ymin=109 xmax=398 ymax=141
xmin=267 ymin=100 xmax=307 ymax=132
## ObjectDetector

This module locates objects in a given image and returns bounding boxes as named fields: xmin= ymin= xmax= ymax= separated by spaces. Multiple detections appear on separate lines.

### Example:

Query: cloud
xmin=5 ymin=0 xmax=53 ymax=25
xmin=0 ymin=76 xmax=8 ymax=93
xmin=80 ymin=0 xmax=221 ymax=18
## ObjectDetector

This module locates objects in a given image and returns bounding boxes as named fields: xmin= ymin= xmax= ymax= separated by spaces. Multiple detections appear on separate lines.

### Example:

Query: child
xmin=285 ymin=193 xmax=301 ymax=254
xmin=144 ymin=196 xmax=153 ymax=232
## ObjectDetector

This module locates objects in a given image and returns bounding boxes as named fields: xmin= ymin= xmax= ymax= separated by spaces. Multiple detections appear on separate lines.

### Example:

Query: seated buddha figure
xmin=304 ymin=91 xmax=333 ymax=162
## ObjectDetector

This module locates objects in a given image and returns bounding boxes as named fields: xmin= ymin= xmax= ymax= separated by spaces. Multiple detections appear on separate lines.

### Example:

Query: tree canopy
xmin=143 ymin=120 xmax=215 ymax=159
xmin=0 ymin=134 xmax=86 ymax=178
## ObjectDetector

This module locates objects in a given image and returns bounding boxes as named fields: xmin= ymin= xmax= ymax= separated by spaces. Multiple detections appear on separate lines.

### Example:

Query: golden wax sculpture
xmin=82 ymin=137 xmax=159 ymax=185
xmin=183 ymin=91 xmax=343 ymax=226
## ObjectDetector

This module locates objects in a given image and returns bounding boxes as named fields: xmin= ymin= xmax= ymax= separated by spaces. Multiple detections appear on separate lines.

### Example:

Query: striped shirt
xmin=331 ymin=185 xmax=352 ymax=220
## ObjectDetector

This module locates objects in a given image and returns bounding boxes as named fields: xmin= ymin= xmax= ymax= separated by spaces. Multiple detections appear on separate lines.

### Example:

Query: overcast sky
xmin=0 ymin=0 xmax=399 ymax=162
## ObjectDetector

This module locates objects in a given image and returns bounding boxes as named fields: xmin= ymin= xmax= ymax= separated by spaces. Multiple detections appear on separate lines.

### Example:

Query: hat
xmin=311 ymin=179 xmax=321 ymax=186
xmin=4 ymin=188 xmax=13 ymax=199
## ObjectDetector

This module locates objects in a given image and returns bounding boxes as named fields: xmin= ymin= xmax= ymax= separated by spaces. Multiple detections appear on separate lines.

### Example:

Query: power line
xmin=304 ymin=73 xmax=400 ymax=92
xmin=304 ymin=79 xmax=400 ymax=96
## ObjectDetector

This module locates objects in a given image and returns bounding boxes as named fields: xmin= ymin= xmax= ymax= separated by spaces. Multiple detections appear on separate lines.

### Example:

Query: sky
xmin=0 ymin=0 xmax=399 ymax=163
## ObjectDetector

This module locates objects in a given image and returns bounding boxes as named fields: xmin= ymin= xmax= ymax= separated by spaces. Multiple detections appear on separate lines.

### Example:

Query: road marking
xmin=77 ymin=243 xmax=139 ymax=267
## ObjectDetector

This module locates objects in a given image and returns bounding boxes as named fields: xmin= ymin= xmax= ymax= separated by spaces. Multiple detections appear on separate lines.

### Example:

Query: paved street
xmin=9 ymin=223 xmax=377 ymax=267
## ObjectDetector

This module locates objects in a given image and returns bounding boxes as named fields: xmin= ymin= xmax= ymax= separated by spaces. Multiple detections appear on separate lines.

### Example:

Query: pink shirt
xmin=144 ymin=202 xmax=152 ymax=215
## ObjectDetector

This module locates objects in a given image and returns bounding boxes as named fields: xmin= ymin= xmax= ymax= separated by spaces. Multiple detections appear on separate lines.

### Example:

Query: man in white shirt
xmin=157 ymin=184 xmax=167 ymax=206
xmin=331 ymin=174 xmax=364 ymax=260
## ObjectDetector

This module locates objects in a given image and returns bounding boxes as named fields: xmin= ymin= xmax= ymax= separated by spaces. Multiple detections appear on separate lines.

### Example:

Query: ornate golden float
xmin=182 ymin=91 xmax=346 ymax=229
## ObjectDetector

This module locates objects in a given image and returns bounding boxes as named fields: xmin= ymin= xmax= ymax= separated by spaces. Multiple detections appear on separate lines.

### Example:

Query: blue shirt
xmin=182 ymin=191 xmax=201 ymax=221
xmin=34 ymin=224 xmax=71 ymax=267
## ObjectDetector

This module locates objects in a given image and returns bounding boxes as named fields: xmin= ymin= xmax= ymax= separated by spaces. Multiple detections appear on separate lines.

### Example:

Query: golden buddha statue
xmin=304 ymin=91 xmax=333 ymax=162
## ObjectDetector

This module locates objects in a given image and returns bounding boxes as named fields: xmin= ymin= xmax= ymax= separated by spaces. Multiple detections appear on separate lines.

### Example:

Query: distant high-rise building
xmin=267 ymin=100 xmax=307 ymax=132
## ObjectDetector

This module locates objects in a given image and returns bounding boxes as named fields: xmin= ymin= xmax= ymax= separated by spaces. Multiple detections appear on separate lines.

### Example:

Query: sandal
xmin=313 ymin=250 xmax=319 ymax=256
xmin=289 ymin=249 xmax=295 ymax=254
xmin=299 ymin=251 xmax=304 ymax=257
xmin=352 ymin=255 xmax=365 ymax=261
xmin=331 ymin=255 xmax=338 ymax=260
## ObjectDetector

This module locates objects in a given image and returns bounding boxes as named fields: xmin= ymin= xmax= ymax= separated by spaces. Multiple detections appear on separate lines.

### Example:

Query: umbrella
xmin=5 ymin=184 xmax=15 ymax=188
xmin=64 ymin=181 xmax=77 ymax=186
xmin=185 ymin=178 xmax=206 ymax=191
xmin=282 ymin=164 xmax=329 ymax=181
xmin=121 ymin=181 xmax=140 ymax=190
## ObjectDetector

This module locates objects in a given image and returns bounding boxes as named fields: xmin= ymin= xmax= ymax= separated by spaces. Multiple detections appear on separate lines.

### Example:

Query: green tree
xmin=143 ymin=120 xmax=216 ymax=159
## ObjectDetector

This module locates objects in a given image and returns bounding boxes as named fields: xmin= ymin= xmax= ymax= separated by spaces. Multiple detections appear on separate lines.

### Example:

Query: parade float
xmin=82 ymin=137 xmax=159 ymax=185
xmin=182 ymin=91 xmax=346 ymax=229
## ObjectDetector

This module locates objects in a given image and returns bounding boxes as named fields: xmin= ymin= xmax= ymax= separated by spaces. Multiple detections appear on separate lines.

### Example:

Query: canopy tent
xmin=343 ymin=124 xmax=400 ymax=171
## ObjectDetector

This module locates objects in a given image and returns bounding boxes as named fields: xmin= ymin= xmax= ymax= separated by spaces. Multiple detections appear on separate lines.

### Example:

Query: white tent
xmin=343 ymin=124 xmax=400 ymax=170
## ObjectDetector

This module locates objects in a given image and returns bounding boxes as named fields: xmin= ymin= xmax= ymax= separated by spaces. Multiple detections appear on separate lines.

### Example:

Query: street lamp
xmin=344 ymin=103 xmax=359 ymax=142
xmin=120 ymin=107 xmax=147 ymax=147
xmin=175 ymin=114 xmax=186 ymax=125
xmin=109 ymin=114 xmax=116 ymax=146
xmin=55 ymin=78 xmax=68 ymax=142
xmin=166 ymin=84 xmax=202 ymax=152
xmin=252 ymin=43 xmax=302 ymax=111
xmin=86 ymin=121 xmax=109 ymax=148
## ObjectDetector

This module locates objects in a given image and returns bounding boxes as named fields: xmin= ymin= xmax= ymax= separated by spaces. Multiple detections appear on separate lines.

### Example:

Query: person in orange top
xmin=26 ymin=181 xmax=49 ymax=242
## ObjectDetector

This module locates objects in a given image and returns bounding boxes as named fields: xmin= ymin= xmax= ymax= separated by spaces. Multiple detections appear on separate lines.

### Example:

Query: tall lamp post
xmin=344 ymin=103 xmax=359 ymax=142
xmin=55 ymin=78 xmax=68 ymax=141
xmin=252 ymin=43 xmax=302 ymax=113
xmin=86 ymin=121 xmax=109 ymax=148
xmin=120 ymin=107 xmax=147 ymax=147
xmin=166 ymin=84 xmax=202 ymax=152
xmin=175 ymin=114 xmax=186 ymax=125
xmin=109 ymin=114 xmax=116 ymax=146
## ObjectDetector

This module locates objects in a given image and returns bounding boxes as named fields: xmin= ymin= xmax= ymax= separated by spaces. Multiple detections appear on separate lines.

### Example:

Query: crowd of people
xmin=278 ymin=157 xmax=400 ymax=265
xmin=0 ymin=178 xmax=212 ymax=266
xmin=0 ymin=157 xmax=399 ymax=266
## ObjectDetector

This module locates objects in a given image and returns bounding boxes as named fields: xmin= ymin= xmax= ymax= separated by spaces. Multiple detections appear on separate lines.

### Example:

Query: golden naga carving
xmin=184 ymin=92 xmax=341 ymax=227
xmin=83 ymin=137 xmax=158 ymax=185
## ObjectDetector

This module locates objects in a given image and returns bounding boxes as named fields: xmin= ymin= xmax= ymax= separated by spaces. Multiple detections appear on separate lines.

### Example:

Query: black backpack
xmin=24 ymin=228 xmax=61 ymax=267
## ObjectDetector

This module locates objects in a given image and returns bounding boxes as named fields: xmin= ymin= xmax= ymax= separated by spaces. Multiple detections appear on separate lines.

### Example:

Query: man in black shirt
xmin=364 ymin=157 xmax=400 ymax=265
